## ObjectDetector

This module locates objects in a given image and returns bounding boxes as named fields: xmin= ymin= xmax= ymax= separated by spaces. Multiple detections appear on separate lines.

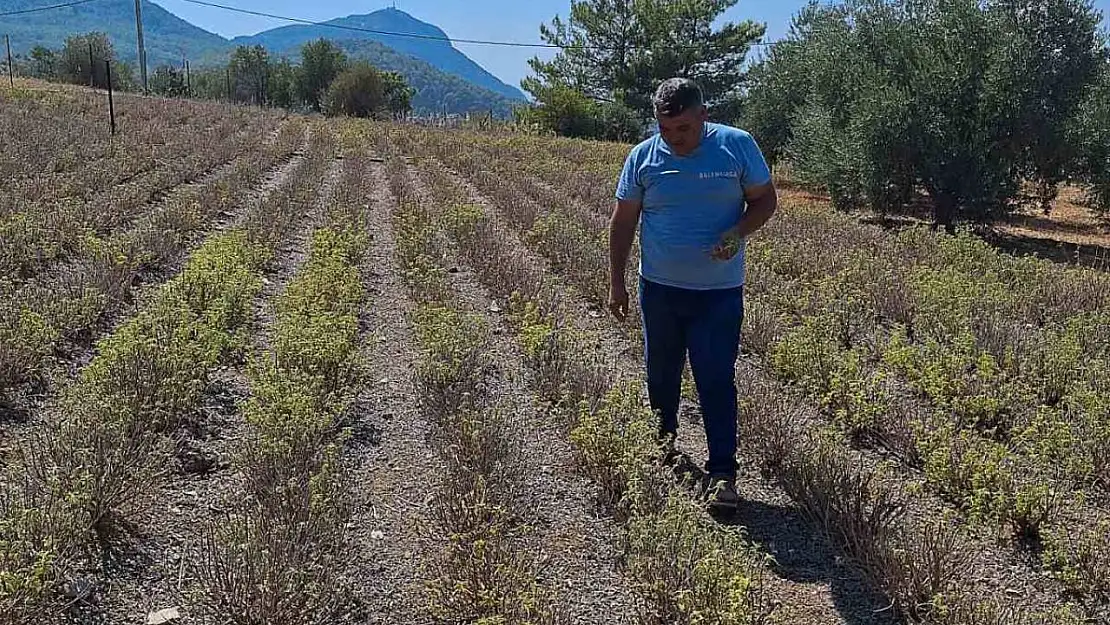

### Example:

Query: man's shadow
xmin=668 ymin=452 xmax=899 ymax=625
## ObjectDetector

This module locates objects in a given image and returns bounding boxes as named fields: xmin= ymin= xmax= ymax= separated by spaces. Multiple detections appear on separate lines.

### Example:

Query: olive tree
xmin=744 ymin=0 xmax=1108 ymax=229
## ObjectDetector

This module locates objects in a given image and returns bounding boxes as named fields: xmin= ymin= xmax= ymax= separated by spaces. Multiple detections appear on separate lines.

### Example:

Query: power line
xmin=0 ymin=0 xmax=102 ymax=17
xmin=1 ymin=0 xmax=779 ymax=51
xmin=177 ymin=0 xmax=777 ymax=51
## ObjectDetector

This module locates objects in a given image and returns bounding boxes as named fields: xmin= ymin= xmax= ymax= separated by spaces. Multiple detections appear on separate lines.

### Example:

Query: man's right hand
xmin=609 ymin=278 xmax=630 ymax=321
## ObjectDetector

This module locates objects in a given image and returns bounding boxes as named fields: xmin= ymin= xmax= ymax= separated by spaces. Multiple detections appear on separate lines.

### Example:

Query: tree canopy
xmin=744 ymin=0 xmax=1110 ymax=227
xmin=325 ymin=62 xmax=413 ymax=120
xmin=58 ymin=32 xmax=132 ymax=90
xmin=298 ymin=39 xmax=348 ymax=112
xmin=522 ymin=0 xmax=766 ymax=137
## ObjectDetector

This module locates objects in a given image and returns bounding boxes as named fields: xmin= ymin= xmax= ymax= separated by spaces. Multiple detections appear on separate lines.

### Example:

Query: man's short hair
xmin=653 ymin=78 xmax=704 ymax=117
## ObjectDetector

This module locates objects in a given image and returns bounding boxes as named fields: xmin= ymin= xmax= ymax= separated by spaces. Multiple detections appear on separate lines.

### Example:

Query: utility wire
xmin=1 ymin=0 xmax=779 ymax=51
xmin=0 ymin=0 xmax=102 ymax=17
xmin=177 ymin=0 xmax=777 ymax=50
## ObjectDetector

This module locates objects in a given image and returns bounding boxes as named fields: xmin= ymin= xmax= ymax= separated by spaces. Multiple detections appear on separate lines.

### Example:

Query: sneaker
xmin=706 ymin=477 xmax=740 ymax=514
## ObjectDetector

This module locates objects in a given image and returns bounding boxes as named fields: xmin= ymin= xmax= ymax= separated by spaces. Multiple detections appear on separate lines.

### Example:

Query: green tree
xmin=298 ymin=39 xmax=347 ymax=112
xmin=228 ymin=45 xmax=270 ymax=105
xmin=1073 ymin=66 xmax=1110 ymax=214
xmin=381 ymin=70 xmax=415 ymax=119
xmin=26 ymin=45 xmax=57 ymax=80
xmin=988 ymin=0 xmax=1107 ymax=213
xmin=188 ymin=67 xmax=229 ymax=101
xmin=745 ymin=0 xmax=1108 ymax=229
xmin=149 ymin=65 xmax=187 ymax=98
xmin=267 ymin=58 xmax=299 ymax=109
xmin=742 ymin=5 xmax=844 ymax=169
xmin=515 ymin=83 xmax=603 ymax=138
xmin=526 ymin=0 xmax=766 ymax=120
xmin=325 ymin=61 xmax=408 ymax=119
xmin=59 ymin=32 xmax=115 ymax=89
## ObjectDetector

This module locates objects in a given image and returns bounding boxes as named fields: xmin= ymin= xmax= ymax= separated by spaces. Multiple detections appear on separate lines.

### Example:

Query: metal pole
xmin=5 ymin=35 xmax=13 ymax=88
xmin=185 ymin=60 xmax=190 ymax=98
xmin=134 ymin=0 xmax=148 ymax=91
xmin=226 ymin=67 xmax=231 ymax=102
xmin=88 ymin=42 xmax=95 ymax=87
xmin=106 ymin=60 xmax=116 ymax=135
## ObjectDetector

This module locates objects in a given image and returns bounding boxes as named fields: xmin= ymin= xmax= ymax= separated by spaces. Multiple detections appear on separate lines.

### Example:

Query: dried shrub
xmin=198 ymin=497 xmax=347 ymax=625
xmin=1043 ymin=519 xmax=1110 ymax=603
xmin=0 ymin=478 xmax=81 ymax=624
xmin=627 ymin=495 xmax=773 ymax=625
xmin=21 ymin=410 xmax=163 ymax=538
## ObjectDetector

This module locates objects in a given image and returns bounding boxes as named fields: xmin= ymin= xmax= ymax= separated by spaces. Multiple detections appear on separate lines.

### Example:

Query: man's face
xmin=656 ymin=105 xmax=708 ymax=156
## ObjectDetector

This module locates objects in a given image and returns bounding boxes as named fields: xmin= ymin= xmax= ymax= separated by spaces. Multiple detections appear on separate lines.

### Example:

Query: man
xmin=608 ymin=78 xmax=778 ymax=512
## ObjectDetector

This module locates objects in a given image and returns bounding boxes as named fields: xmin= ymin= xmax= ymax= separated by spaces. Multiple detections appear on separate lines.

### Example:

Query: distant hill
xmin=0 ymin=1 xmax=523 ymax=116
xmin=0 ymin=0 xmax=229 ymax=66
xmin=235 ymin=8 xmax=527 ymax=102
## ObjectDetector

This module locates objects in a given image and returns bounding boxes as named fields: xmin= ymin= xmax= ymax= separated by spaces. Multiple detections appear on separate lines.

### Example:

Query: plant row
xmin=197 ymin=146 xmax=370 ymax=624
xmin=382 ymin=145 xmax=564 ymax=623
xmin=739 ymin=243 xmax=1110 ymax=610
xmin=397 ymin=127 xmax=1097 ymax=623
xmin=421 ymin=127 xmax=1110 ymax=613
xmin=0 ymin=111 xmax=297 ymax=282
xmin=0 ymin=119 xmax=308 ymax=406
xmin=383 ymin=134 xmax=777 ymax=625
xmin=1 ymin=90 xmax=284 ymax=204
xmin=0 ymin=124 xmax=331 ymax=624
xmin=466 ymin=135 xmax=1110 ymax=610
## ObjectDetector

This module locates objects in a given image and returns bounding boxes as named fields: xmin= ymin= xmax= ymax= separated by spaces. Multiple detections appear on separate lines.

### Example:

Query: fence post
xmin=106 ymin=60 xmax=116 ymax=135
xmin=185 ymin=60 xmax=191 ymax=98
xmin=226 ymin=67 xmax=231 ymax=103
xmin=5 ymin=35 xmax=13 ymax=88
xmin=88 ymin=42 xmax=94 ymax=87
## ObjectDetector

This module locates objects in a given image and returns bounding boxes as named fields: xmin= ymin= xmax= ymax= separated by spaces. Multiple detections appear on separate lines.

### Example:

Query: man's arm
xmin=712 ymin=182 xmax=778 ymax=260
xmin=736 ymin=182 xmax=778 ymax=238
xmin=608 ymin=198 xmax=642 ymax=321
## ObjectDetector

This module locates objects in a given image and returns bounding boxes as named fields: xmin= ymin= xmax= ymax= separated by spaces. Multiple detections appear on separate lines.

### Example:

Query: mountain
xmin=0 ymin=0 xmax=229 ymax=66
xmin=0 ymin=2 xmax=523 ymax=115
xmin=234 ymin=8 xmax=526 ymax=102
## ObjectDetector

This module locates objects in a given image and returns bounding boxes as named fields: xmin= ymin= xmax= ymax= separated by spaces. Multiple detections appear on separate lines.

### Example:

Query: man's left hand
xmin=711 ymin=229 xmax=742 ymax=261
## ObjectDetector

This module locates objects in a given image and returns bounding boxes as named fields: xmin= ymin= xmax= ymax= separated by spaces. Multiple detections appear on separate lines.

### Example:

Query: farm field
xmin=2 ymin=82 xmax=1110 ymax=625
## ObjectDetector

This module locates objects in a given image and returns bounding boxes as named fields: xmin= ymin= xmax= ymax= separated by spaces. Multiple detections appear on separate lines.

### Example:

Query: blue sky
xmin=154 ymin=0 xmax=1110 ymax=89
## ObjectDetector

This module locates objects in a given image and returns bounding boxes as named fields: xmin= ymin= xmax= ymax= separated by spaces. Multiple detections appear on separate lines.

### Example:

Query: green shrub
xmin=570 ymin=382 xmax=660 ymax=512
xmin=0 ymin=294 xmax=59 ymax=392
xmin=626 ymin=495 xmax=770 ymax=625
xmin=1043 ymin=519 xmax=1110 ymax=602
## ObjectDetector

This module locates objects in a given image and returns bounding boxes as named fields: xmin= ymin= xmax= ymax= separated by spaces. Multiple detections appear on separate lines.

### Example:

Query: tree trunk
xmin=931 ymin=191 xmax=958 ymax=234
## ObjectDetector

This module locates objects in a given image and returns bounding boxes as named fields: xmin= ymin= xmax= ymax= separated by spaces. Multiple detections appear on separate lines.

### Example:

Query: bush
xmin=596 ymin=100 xmax=644 ymax=143
xmin=324 ymin=62 xmax=411 ymax=120
xmin=149 ymin=65 xmax=188 ymax=98
xmin=58 ymin=32 xmax=114 ymax=89
xmin=515 ymin=83 xmax=644 ymax=142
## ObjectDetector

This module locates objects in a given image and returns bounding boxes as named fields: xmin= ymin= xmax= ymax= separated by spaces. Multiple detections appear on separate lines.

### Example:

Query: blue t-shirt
xmin=616 ymin=123 xmax=772 ymax=290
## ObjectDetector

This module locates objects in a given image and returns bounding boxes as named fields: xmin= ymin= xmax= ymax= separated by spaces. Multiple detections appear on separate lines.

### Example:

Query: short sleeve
xmin=735 ymin=131 xmax=772 ymax=189
xmin=615 ymin=149 xmax=644 ymax=202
